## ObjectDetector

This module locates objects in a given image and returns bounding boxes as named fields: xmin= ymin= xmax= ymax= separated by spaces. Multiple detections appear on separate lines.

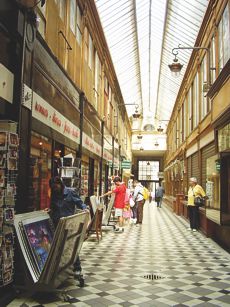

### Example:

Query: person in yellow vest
xmin=187 ymin=177 xmax=206 ymax=232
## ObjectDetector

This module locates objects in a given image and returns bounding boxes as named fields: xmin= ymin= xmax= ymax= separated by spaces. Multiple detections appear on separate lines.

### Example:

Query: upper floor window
xmin=36 ymin=2 xmax=46 ymax=38
xmin=88 ymin=34 xmax=93 ymax=69
xmin=76 ymin=6 xmax=82 ymax=45
xmin=192 ymin=72 xmax=199 ymax=129
xmin=69 ymin=0 xmax=76 ymax=34
xmin=58 ymin=0 xmax=66 ymax=21
xmin=218 ymin=3 xmax=230 ymax=72
xmin=210 ymin=36 xmax=216 ymax=84
xmin=188 ymin=86 xmax=192 ymax=134
xmin=94 ymin=51 xmax=101 ymax=111
xmin=200 ymin=54 xmax=209 ymax=119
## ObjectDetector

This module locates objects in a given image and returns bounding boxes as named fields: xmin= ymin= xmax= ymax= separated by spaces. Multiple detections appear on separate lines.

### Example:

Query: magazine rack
xmin=14 ymin=210 xmax=89 ymax=301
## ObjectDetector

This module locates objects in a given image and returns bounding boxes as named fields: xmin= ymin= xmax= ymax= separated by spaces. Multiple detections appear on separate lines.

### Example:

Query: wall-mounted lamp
xmin=139 ymin=146 xmax=144 ymax=151
xmin=168 ymin=44 xmax=212 ymax=90
xmin=137 ymin=134 xmax=143 ymax=140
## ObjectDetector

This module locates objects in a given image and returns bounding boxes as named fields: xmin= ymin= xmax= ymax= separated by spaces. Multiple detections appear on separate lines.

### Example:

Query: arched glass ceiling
xmin=95 ymin=0 xmax=209 ymax=128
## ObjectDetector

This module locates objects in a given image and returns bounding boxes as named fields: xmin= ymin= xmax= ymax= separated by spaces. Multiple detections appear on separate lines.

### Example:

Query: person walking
xmin=133 ymin=180 xmax=145 ymax=224
xmin=101 ymin=176 xmax=126 ymax=232
xmin=155 ymin=184 xmax=164 ymax=208
xmin=187 ymin=177 xmax=206 ymax=232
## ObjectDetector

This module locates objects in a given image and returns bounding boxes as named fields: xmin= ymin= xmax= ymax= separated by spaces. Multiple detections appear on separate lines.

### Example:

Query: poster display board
xmin=14 ymin=210 xmax=89 ymax=291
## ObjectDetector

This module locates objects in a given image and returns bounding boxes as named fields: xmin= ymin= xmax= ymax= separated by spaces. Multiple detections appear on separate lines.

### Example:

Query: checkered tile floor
xmin=8 ymin=202 xmax=230 ymax=306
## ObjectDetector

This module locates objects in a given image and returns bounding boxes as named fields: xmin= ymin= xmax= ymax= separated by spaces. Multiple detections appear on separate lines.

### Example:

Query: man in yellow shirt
xmin=187 ymin=177 xmax=206 ymax=232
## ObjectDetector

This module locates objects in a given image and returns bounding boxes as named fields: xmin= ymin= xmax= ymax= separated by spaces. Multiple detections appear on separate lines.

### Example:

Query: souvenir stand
xmin=0 ymin=121 xmax=19 ymax=288
xmin=14 ymin=210 xmax=89 ymax=301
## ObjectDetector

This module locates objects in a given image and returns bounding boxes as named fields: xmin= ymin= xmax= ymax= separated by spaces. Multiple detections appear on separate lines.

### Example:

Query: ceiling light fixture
xmin=147 ymin=161 xmax=150 ymax=166
xmin=157 ymin=125 xmax=164 ymax=133
xmin=154 ymin=140 xmax=159 ymax=147
xmin=140 ymin=146 xmax=144 ymax=151
xmin=132 ymin=105 xmax=141 ymax=119
xmin=137 ymin=134 xmax=143 ymax=140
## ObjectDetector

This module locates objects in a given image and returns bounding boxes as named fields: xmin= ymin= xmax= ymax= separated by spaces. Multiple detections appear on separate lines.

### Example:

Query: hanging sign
xmin=121 ymin=160 xmax=131 ymax=169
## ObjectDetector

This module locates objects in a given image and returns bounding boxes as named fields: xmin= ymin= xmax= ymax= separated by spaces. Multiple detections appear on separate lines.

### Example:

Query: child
xmin=123 ymin=203 xmax=131 ymax=225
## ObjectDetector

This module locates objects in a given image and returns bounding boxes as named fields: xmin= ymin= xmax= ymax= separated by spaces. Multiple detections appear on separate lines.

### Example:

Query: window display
xmin=205 ymin=154 xmax=220 ymax=224
xmin=29 ymin=132 xmax=52 ymax=210
xmin=81 ymin=160 xmax=89 ymax=196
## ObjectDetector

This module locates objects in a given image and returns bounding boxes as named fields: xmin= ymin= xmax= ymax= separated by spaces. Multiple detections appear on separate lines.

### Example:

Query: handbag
xmin=194 ymin=196 xmax=205 ymax=207
xmin=129 ymin=197 xmax=135 ymax=208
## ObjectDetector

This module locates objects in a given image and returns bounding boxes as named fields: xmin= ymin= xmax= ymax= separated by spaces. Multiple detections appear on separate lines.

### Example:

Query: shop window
xmin=81 ymin=159 xmax=89 ymax=197
xmin=94 ymin=160 xmax=100 ymax=196
xmin=29 ymin=132 xmax=52 ymax=211
xmin=205 ymin=154 xmax=220 ymax=225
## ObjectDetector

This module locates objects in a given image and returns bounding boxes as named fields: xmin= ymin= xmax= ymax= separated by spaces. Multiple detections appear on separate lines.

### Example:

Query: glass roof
xmin=95 ymin=0 xmax=209 ymax=130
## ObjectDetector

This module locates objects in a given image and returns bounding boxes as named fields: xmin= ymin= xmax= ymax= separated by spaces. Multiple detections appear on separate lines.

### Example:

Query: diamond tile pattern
xmin=8 ymin=202 xmax=230 ymax=306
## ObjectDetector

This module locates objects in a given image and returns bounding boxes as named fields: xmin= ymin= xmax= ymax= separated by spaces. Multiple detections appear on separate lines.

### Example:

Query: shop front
xmin=26 ymin=36 xmax=82 ymax=212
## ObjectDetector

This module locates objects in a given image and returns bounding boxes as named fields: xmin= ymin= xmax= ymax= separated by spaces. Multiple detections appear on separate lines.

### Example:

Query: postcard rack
xmin=58 ymin=156 xmax=81 ymax=190
xmin=0 ymin=123 xmax=19 ymax=288
xmin=14 ymin=210 xmax=89 ymax=301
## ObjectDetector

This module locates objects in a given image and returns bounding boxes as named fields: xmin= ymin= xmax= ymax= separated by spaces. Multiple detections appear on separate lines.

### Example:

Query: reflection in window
xmin=138 ymin=161 xmax=159 ymax=181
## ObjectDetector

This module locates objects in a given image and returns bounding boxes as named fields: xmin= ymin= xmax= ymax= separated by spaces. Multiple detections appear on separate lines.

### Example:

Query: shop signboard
xmin=32 ymin=92 xmax=80 ymax=144
xmin=82 ymin=132 xmax=102 ymax=158
xmin=121 ymin=160 xmax=131 ymax=169
xmin=158 ymin=172 xmax=164 ymax=178
xmin=103 ymin=149 xmax=113 ymax=163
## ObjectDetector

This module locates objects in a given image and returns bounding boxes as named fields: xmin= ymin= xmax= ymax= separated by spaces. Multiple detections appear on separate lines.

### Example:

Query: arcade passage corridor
xmin=9 ymin=203 xmax=230 ymax=307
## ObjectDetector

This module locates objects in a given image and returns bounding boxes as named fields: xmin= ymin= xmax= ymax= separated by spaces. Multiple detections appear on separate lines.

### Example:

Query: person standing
xmin=133 ymin=180 xmax=145 ymax=224
xmin=155 ymin=184 xmax=164 ymax=208
xmin=101 ymin=176 xmax=126 ymax=232
xmin=187 ymin=177 xmax=206 ymax=232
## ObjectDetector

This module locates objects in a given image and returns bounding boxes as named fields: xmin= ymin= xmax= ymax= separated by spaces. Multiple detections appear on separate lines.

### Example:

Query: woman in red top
xmin=101 ymin=176 xmax=126 ymax=232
